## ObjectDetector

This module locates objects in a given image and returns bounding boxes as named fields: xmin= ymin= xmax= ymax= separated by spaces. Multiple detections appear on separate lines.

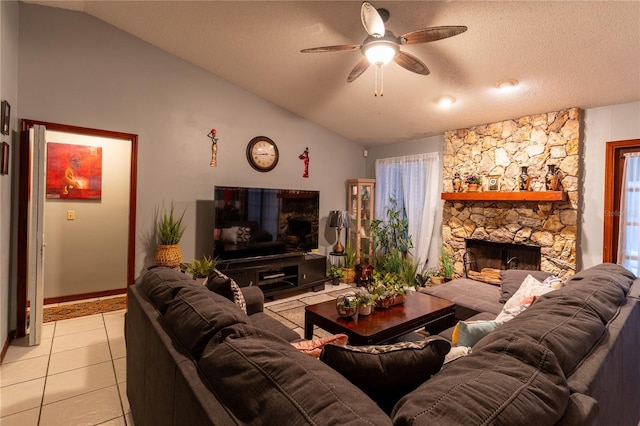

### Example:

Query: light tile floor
xmin=0 ymin=309 xmax=132 ymax=425
xmin=0 ymin=283 xmax=353 ymax=425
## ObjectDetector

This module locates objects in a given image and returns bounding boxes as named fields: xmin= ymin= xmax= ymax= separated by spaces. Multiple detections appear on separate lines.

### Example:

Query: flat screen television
xmin=213 ymin=186 xmax=320 ymax=260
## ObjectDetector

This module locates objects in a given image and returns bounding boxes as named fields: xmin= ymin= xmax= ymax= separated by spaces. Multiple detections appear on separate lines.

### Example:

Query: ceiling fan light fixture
xmin=495 ymin=79 xmax=519 ymax=90
xmin=363 ymin=41 xmax=398 ymax=65
xmin=437 ymin=95 xmax=456 ymax=107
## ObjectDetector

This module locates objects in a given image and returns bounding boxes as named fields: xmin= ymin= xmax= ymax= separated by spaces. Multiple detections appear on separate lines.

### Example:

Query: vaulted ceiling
xmin=26 ymin=1 xmax=640 ymax=146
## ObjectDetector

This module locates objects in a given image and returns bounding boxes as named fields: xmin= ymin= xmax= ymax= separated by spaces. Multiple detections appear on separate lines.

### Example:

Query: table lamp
xmin=328 ymin=210 xmax=350 ymax=254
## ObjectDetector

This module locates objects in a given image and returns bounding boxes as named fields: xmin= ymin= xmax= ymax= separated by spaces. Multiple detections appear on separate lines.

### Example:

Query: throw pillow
xmin=206 ymin=269 xmax=247 ymax=314
xmin=451 ymin=320 xmax=499 ymax=348
xmin=237 ymin=226 xmax=251 ymax=243
xmin=499 ymin=269 xmax=552 ymax=303
xmin=220 ymin=226 xmax=240 ymax=244
xmin=320 ymin=337 xmax=450 ymax=414
xmin=495 ymin=274 xmax=555 ymax=323
xmin=542 ymin=274 xmax=564 ymax=289
xmin=292 ymin=334 xmax=349 ymax=358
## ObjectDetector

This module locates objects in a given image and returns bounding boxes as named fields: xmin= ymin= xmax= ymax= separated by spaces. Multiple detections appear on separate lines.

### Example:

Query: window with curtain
xmin=375 ymin=153 xmax=440 ymax=266
xmin=617 ymin=153 xmax=640 ymax=275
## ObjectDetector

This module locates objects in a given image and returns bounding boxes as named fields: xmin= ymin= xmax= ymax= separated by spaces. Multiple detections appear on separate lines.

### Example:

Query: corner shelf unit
xmin=347 ymin=179 xmax=375 ymax=265
xmin=441 ymin=191 xmax=566 ymax=202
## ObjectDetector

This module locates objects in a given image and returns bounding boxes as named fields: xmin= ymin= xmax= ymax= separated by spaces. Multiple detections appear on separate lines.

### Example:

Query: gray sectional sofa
xmin=126 ymin=263 xmax=640 ymax=425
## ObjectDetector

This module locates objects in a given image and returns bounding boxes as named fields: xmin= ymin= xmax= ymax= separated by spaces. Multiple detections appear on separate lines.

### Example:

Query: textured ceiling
xmin=25 ymin=1 xmax=640 ymax=146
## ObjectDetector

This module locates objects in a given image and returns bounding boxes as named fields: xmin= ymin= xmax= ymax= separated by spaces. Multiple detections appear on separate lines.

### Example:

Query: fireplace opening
xmin=464 ymin=239 xmax=541 ymax=275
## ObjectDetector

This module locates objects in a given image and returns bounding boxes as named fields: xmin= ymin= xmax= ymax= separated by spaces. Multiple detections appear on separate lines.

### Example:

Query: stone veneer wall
xmin=443 ymin=107 xmax=580 ymax=280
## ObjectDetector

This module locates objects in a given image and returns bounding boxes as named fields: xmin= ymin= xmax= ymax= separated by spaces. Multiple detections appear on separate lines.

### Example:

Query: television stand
xmin=217 ymin=253 xmax=327 ymax=298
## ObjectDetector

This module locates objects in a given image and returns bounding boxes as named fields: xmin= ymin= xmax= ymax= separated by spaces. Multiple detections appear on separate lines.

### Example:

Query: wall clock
xmin=246 ymin=136 xmax=279 ymax=172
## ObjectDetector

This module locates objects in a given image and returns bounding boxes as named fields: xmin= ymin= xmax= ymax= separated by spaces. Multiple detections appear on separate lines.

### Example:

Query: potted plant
xmin=465 ymin=174 xmax=482 ymax=191
xmin=327 ymin=265 xmax=344 ymax=285
xmin=369 ymin=270 xmax=409 ymax=308
xmin=183 ymin=255 xmax=217 ymax=283
xmin=155 ymin=202 xmax=186 ymax=268
xmin=440 ymin=247 xmax=455 ymax=281
xmin=370 ymin=198 xmax=413 ymax=268
xmin=400 ymin=257 xmax=419 ymax=288
xmin=354 ymin=287 xmax=376 ymax=316
xmin=427 ymin=268 xmax=445 ymax=285
xmin=342 ymin=245 xmax=357 ymax=284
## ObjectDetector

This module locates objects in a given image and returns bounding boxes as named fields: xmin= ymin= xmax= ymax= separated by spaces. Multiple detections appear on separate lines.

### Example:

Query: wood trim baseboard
xmin=42 ymin=288 xmax=127 ymax=306
xmin=1 ymin=330 xmax=16 ymax=365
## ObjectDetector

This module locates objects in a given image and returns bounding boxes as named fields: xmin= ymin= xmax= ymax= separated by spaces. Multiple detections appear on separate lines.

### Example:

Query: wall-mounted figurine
xmin=298 ymin=147 xmax=309 ymax=178
xmin=207 ymin=128 xmax=219 ymax=167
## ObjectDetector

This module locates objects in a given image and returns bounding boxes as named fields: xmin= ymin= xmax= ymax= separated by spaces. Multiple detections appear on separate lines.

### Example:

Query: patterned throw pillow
xmin=206 ymin=269 xmax=247 ymax=314
xmin=320 ymin=337 xmax=451 ymax=413
xmin=237 ymin=226 xmax=251 ymax=244
xmin=292 ymin=334 xmax=349 ymax=358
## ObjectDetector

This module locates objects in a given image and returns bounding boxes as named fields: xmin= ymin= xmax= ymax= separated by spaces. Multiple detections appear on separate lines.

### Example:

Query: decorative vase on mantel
xmin=519 ymin=166 xmax=531 ymax=191
xmin=452 ymin=173 xmax=462 ymax=193
xmin=545 ymin=164 xmax=561 ymax=191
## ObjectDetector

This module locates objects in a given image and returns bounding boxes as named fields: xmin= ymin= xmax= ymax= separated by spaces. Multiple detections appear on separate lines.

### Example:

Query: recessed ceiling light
xmin=495 ymin=79 xmax=519 ymax=90
xmin=436 ymin=95 xmax=456 ymax=107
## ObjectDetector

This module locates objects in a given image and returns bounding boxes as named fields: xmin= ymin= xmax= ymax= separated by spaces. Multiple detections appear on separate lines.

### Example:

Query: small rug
xmin=43 ymin=296 xmax=127 ymax=323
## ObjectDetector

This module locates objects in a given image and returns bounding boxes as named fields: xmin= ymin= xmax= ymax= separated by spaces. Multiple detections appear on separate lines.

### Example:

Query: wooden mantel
xmin=441 ymin=191 xmax=566 ymax=202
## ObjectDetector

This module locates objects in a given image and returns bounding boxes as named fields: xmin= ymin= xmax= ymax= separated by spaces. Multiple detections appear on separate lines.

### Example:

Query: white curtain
xmin=617 ymin=152 xmax=640 ymax=275
xmin=375 ymin=153 xmax=440 ymax=266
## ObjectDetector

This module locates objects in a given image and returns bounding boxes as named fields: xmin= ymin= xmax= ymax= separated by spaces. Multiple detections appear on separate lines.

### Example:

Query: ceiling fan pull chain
xmin=380 ymin=65 xmax=384 ymax=97
xmin=374 ymin=65 xmax=379 ymax=96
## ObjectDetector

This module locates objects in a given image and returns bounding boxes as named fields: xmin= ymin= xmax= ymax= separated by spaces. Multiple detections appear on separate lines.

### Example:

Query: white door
xmin=28 ymin=124 xmax=46 ymax=346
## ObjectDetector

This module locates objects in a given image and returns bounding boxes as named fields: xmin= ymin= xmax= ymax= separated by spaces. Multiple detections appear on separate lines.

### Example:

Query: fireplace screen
xmin=464 ymin=239 xmax=541 ymax=274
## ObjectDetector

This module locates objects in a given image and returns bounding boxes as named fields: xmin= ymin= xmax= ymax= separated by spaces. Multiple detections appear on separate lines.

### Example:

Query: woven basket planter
xmin=155 ymin=244 xmax=182 ymax=268
xmin=375 ymin=295 xmax=406 ymax=309
xmin=342 ymin=267 xmax=356 ymax=284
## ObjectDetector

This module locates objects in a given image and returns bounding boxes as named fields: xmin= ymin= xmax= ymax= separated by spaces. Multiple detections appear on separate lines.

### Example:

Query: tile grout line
xmin=103 ymin=312 xmax=128 ymax=422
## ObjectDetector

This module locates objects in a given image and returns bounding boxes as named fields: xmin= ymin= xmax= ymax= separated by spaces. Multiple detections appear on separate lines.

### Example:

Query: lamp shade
xmin=329 ymin=210 xmax=350 ymax=228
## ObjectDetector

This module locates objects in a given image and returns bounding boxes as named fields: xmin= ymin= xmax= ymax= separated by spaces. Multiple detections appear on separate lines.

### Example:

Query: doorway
xmin=16 ymin=120 xmax=138 ymax=339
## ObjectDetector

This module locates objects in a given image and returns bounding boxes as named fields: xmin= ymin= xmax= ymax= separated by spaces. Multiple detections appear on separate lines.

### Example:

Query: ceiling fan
xmin=301 ymin=1 xmax=467 ymax=90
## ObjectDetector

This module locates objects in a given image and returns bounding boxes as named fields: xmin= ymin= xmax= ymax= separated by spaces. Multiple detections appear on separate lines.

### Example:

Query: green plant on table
xmin=157 ymin=202 xmax=186 ymax=245
xmin=400 ymin=257 xmax=419 ymax=288
xmin=328 ymin=265 xmax=344 ymax=280
xmin=354 ymin=287 xmax=376 ymax=307
xmin=369 ymin=270 xmax=408 ymax=302
xmin=183 ymin=255 xmax=217 ymax=279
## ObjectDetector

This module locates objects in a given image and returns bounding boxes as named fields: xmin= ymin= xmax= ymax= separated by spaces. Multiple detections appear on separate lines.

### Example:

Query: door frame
xmin=16 ymin=119 xmax=138 ymax=338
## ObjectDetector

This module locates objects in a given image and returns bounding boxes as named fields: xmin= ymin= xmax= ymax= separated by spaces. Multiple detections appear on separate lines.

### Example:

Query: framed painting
xmin=1 ymin=101 xmax=9 ymax=135
xmin=486 ymin=175 xmax=502 ymax=191
xmin=46 ymin=142 xmax=102 ymax=200
xmin=1 ymin=142 xmax=9 ymax=175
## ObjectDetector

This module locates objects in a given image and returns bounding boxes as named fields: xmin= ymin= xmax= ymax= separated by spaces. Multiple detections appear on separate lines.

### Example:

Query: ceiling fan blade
xmin=399 ymin=26 xmax=468 ymax=45
xmin=347 ymin=58 xmax=371 ymax=82
xmin=394 ymin=51 xmax=430 ymax=75
xmin=361 ymin=1 xmax=385 ymax=37
xmin=300 ymin=44 xmax=361 ymax=53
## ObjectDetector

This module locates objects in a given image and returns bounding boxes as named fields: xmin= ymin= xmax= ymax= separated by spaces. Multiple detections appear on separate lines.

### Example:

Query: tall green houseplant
xmin=155 ymin=202 xmax=187 ymax=268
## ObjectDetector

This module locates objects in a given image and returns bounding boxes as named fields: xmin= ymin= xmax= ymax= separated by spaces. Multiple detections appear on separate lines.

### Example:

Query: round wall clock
xmin=246 ymin=136 xmax=279 ymax=172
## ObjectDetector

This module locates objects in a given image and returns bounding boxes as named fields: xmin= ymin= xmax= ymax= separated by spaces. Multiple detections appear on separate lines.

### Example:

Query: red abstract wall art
xmin=46 ymin=142 xmax=102 ymax=200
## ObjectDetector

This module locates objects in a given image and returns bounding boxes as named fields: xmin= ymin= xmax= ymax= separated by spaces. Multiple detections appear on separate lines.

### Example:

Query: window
xmin=617 ymin=153 xmax=640 ymax=274
xmin=603 ymin=139 xmax=640 ymax=271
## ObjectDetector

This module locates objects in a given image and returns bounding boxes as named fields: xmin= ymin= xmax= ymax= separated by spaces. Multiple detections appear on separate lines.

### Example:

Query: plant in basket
xmin=369 ymin=270 xmax=409 ymax=308
xmin=155 ymin=201 xmax=186 ymax=268
xmin=336 ymin=293 xmax=358 ymax=317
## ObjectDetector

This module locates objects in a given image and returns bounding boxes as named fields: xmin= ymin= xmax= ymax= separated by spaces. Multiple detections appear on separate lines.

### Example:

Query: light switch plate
xmin=67 ymin=210 xmax=75 ymax=220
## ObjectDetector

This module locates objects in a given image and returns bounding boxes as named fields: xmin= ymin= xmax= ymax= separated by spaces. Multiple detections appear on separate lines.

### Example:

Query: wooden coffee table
xmin=304 ymin=292 xmax=455 ymax=345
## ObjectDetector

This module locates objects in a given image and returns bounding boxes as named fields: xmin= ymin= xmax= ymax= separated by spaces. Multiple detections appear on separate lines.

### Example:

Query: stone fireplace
xmin=442 ymin=108 xmax=580 ymax=280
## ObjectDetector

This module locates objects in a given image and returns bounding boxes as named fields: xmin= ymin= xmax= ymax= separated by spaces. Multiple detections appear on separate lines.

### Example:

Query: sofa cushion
xmin=198 ymin=324 xmax=393 ymax=425
xmin=320 ymin=338 xmax=450 ymax=414
xmin=163 ymin=285 xmax=249 ymax=360
xmin=206 ymin=269 xmax=247 ymax=313
xmin=392 ymin=335 xmax=569 ymax=425
xmin=140 ymin=267 xmax=196 ymax=313
xmin=419 ymin=278 xmax=503 ymax=316
xmin=499 ymin=269 xmax=552 ymax=303
xmin=247 ymin=312 xmax=302 ymax=342
xmin=566 ymin=262 xmax=636 ymax=295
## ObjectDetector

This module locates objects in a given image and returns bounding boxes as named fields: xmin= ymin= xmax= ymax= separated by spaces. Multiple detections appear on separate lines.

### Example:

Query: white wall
xmin=17 ymin=3 xmax=366 ymax=283
xmin=366 ymin=102 xmax=640 ymax=273
xmin=581 ymin=101 xmax=640 ymax=269
xmin=1 ymin=0 xmax=19 ymax=351
xmin=43 ymin=131 xmax=131 ymax=298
